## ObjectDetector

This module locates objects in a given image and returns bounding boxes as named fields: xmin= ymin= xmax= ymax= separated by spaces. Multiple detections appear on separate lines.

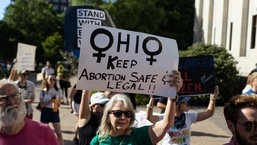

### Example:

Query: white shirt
xmin=41 ymin=66 xmax=55 ymax=79
xmin=40 ymin=88 xmax=62 ymax=108
xmin=159 ymin=112 xmax=198 ymax=145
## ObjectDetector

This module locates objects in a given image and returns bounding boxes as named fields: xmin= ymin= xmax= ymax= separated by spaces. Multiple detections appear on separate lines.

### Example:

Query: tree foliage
xmin=103 ymin=0 xmax=195 ymax=50
xmin=180 ymin=43 xmax=240 ymax=104
xmin=41 ymin=32 xmax=64 ymax=62
xmin=3 ymin=0 xmax=64 ymax=63
xmin=0 ymin=21 xmax=23 ymax=61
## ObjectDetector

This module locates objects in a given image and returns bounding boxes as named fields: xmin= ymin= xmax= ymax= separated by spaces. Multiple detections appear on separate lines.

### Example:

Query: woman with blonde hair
xmin=90 ymin=70 xmax=183 ymax=145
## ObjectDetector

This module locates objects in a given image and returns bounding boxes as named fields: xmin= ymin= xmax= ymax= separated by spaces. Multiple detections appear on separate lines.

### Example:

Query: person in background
xmin=90 ymin=70 xmax=182 ymax=145
xmin=223 ymin=94 xmax=257 ymax=145
xmin=242 ymin=73 xmax=255 ymax=93
xmin=78 ymin=91 xmax=110 ymax=145
xmin=13 ymin=68 xmax=35 ymax=119
xmin=146 ymin=86 xmax=219 ymax=145
xmin=69 ymin=84 xmax=82 ymax=145
xmin=39 ymin=74 xmax=64 ymax=145
xmin=59 ymin=64 xmax=71 ymax=104
xmin=7 ymin=58 xmax=19 ymax=82
xmin=41 ymin=61 xmax=55 ymax=87
xmin=56 ymin=61 xmax=64 ymax=87
xmin=244 ymin=72 xmax=257 ymax=95
xmin=155 ymin=96 xmax=168 ymax=113
xmin=0 ymin=80 xmax=59 ymax=145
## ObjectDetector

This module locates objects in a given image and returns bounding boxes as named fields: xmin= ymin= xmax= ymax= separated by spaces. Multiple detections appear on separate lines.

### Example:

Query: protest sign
xmin=77 ymin=24 xmax=179 ymax=98
xmin=16 ymin=43 xmax=36 ymax=71
xmin=64 ymin=6 xmax=115 ymax=58
xmin=178 ymin=55 xmax=215 ymax=96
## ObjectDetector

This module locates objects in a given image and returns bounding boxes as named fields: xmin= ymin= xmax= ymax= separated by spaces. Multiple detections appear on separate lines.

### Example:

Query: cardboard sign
xmin=178 ymin=55 xmax=215 ymax=96
xmin=77 ymin=24 xmax=179 ymax=98
xmin=64 ymin=6 xmax=115 ymax=58
xmin=16 ymin=43 xmax=36 ymax=71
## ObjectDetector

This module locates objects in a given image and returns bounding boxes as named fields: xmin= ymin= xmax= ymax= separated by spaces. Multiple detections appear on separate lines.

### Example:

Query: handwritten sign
xmin=16 ymin=43 xmax=36 ymax=71
xmin=64 ymin=6 xmax=115 ymax=58
xmin=77 ymin=24 xmax=179 ymax=98
xmin=178 ymin=55 xmax=215 ymax=96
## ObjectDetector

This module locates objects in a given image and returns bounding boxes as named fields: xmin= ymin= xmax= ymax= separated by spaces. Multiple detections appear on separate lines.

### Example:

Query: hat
xmin=90 ymin=92 xmax=110 ymax=106
xmin=18 ymin=68 xmax=29 ymax=74
xmin=178 ymin=96 xmax=191 ymax=103
xmin=57 ymin=61 xmax=62 ymax=65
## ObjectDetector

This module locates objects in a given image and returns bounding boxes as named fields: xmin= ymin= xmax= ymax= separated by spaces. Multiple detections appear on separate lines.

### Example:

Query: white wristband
xmin=146 ymin=104 xmax=153 ymax=109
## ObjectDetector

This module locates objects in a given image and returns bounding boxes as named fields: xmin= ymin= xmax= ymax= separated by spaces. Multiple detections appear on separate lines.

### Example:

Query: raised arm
xmin=78 ymin=90 xmax=91 ymax=127
xmin=146 ymin=95 xmax=160 ymax=123
xmin=148 ymin=70 xmax=183 ymax=144
xmin=196 ymin=86 xmax=219 ymax=122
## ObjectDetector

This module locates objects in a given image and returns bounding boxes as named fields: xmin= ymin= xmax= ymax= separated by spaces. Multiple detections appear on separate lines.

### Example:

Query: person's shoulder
xmin=27 ymin=80 xmax=35 ymax=85
xmin=26 ymin=119 xmax=49 ymax=129
xmin=12 ymin=80 xmax=19 ymax=84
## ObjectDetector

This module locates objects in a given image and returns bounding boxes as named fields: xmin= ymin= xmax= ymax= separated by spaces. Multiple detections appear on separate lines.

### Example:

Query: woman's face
xmin=108 ymin=101 xmax=132 ymax=134
xmin=47 ymin=75 xmax=56 ymax=85
xmin=178 ymin=102 xmax=189 ymax=112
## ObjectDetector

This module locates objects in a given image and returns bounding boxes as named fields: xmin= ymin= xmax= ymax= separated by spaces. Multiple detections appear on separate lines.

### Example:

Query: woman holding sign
xmin=89 ymin=70 xmax=182 ymax=145
xmin=146 ymin=86 xmax=219 ymax=145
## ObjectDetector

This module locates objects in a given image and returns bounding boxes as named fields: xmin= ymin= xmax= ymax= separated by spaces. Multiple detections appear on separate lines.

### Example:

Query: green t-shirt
xmin=90 ymin=126 xmax=152 ymax=145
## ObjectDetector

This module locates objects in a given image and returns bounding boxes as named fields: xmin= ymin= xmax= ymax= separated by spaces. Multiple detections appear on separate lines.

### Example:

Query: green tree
xmin=103 ymin=0 xmax=194 ymax=50
xmin=180 ymin=43 xmax=240 ymax=104
xmin=41 ymin=32 xmax=64 ymax=62
xmin=4 ymin=0 xmax=63 ymax=63
xmin=0 ymin=21 xmax=23 ymax=61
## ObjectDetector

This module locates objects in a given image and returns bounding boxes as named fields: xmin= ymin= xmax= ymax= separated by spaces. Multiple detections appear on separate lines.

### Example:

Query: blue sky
xmin=0 ymin=0 xmax=11 ymax=20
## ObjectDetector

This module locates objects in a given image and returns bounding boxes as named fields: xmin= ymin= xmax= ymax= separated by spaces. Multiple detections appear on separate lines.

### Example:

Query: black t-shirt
xmin=78 ymin=111 xmax=102 ymax=145
xmin=73 ymin=84 xmax=82 ymax=104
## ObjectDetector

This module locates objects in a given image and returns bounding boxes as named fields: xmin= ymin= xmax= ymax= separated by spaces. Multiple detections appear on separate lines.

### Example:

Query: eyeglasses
xmin=50 ymin=78 xmax=56 ymax=81
xmin=0 ymin=94 xmax=21 ymax=105
xmin=236 ymin=121 xmax=257 ymax=132
xmin=95 ymin=103 xmax=106 ymax=107
xmin=109 ymin=110 xmax=132 ymax=118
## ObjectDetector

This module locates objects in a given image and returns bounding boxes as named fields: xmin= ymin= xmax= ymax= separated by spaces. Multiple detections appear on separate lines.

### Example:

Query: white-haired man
xmin=0 ymin=81 xmax=59 ymax=145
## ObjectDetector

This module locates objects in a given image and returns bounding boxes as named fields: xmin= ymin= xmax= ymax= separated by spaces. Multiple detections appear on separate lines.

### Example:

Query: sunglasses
xmin=50 ymin=78 xmax=56 ymax=81
xmin=109 ymin=110 xmax=132 ymax=118
xmin=236 ymin=121 xmax=257 ymax=132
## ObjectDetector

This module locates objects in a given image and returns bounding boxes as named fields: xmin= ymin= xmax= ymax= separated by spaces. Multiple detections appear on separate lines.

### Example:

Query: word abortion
xmin=79 ymin=69 xmax=158 ymax=83
xmin=78 ymin=69 xmax=158 ymax=91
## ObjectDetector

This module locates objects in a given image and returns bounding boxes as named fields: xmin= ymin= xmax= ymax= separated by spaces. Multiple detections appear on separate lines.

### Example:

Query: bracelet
xmin=171 ymin=94 xmax=179 ymax=102
xmin=146 ymin=104 xmax=154 ymax=109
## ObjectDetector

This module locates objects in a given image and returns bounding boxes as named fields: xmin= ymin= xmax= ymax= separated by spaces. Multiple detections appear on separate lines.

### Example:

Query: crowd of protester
xmin=2 ymin=59 xmax=257 ymax=145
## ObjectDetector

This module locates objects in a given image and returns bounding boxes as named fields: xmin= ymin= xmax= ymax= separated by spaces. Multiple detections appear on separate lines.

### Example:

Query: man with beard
xmin=223 ymin=94 xmax=257 ymax=145
xmin=0 ymin=80 xmax=59 ymax=145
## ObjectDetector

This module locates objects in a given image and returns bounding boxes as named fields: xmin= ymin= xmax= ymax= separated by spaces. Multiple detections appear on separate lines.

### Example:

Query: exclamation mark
xmin=152 ymin=84 xmax=156 ymax=93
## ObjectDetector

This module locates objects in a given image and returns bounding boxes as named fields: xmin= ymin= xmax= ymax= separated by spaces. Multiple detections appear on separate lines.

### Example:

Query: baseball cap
xmin=90 ymin=92 xmax=110 ymax=106
xmin=18 ymin=68 xmax=29 ymax=74
xmin=177 ymin=96 xmax=191 ymax=103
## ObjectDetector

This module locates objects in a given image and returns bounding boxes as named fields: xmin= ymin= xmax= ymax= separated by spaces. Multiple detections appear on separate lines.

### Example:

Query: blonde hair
xmin=248 ymin=72 xmax=257 ymax=85
xmin=96 ymin=93 xmax=135 ymax=139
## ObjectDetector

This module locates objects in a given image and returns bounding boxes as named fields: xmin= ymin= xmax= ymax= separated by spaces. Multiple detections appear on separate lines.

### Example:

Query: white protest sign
xmin=16 ymin=43 xmax=36 ymax=71
xmin=77 ymin=24 xmax=179 ymax=97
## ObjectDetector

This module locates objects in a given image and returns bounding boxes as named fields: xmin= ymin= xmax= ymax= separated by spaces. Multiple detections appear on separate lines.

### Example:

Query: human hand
xmin=210 ymin=86 xmax=219 ymax=101
xmin=168 ymin=70 xmax=183 ymax=92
